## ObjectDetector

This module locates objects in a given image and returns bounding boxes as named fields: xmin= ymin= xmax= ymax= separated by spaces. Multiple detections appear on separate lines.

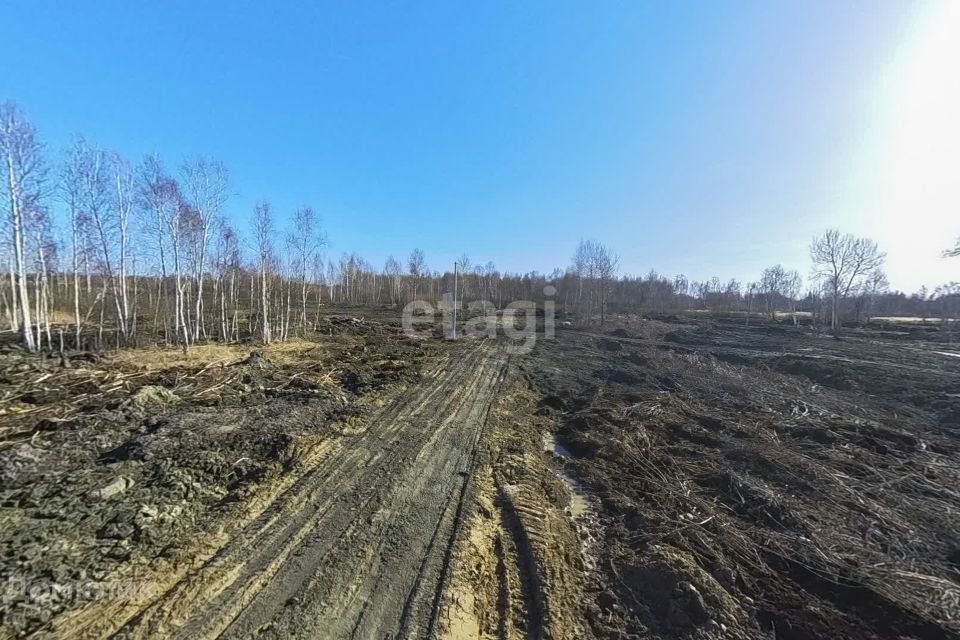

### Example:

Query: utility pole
xmin=453 ymin=261 xmax=458 ymax=340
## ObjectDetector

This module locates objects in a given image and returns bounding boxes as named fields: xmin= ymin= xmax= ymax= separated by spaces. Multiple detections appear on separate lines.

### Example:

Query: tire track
xmin=111 ymin=340 xmax=507 ymax=640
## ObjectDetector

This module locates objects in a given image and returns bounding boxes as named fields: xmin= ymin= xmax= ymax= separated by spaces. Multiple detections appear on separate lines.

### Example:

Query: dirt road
xmin=86 ymin=341 xmax=508 ymax=640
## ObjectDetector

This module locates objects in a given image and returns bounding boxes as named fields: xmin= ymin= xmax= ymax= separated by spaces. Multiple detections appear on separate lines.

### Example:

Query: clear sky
xmin=2 ymin=1 xmax=957 ymax=292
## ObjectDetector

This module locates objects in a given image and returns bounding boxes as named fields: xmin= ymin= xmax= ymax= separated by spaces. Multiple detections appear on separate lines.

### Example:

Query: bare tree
xmin=408 ymin=248 xmax=426 ymax=300
xmin=810 ymin=229 xmax=885 ymax=330
xmin=571 ymin=240 xmax=591 ymax=320
xmin=213 ymin=221 xmax=241 ymax=341
xmin=253 ymin=201 xmax=274 ymax=343
xmin=61 ymin=139 xmax=131 ymax=347
xmin=60 ymin=137 xmax=90 ymax=345
xmin=0 ymin=102 xmax=46 ymax=350
xmin=944 ymin=238 xmax=960 ymax=258
xmin=168 ymin=201 xmax=194 ymax=348
xmin=570 ymin=239 xmax=618 ymax=324
xmin=858 ymin=268 xmax=889 ymax=324
xmin=744 ymin=281 xmax=758 ymax=325
xmin=385 ymin=255 xmax=403 ymax=304
xmin=137 ymin=155 xmax=181 ymax=344
xmin=111 ymin=152 xmax=135 ymax=339
xmin=783 ymin=270 xmax=802 ymax=324
xmin=760 ymin=264 xmax=802 ymax=320
xmin=290 ymin=206 xmax=324 ymax=333
xmin=26 ymin=200 xmax=55 ymax=348
xmin=456 ymin=253 xmax=471 ymax=306
xmin=181 ymin=157 xmax=228 ymax=341
xmin=81 ymin=144 xmax=133 ymax=343
xmin=933 ymin=282 xmax=960 ymax=340
xmin=595 ymin=243 xmax=619 ymax=326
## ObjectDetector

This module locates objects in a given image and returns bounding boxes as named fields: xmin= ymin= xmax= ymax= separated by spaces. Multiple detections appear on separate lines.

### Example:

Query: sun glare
xmin=871 ymin=0 xmax=960 ymax=289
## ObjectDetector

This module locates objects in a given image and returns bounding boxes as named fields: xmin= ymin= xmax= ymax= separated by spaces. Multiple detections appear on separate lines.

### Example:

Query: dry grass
xmin=109 ymin=338 xmax=339 ymax=371
xmin=601 ymin=347 xmax=960 ymax=634
xmin=0 ymin=336 xmax=353 ymax=449
xmin=46 ymin=311 xmax=78 ymax=324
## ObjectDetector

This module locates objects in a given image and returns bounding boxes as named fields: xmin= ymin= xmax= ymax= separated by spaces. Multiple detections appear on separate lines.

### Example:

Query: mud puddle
xmin=542 ymin=432 xmax=590 ymax=518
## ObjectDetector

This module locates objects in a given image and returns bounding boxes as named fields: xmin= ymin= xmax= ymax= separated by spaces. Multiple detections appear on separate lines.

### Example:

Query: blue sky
xmin=2 ymin=1 xmax=956 ymax=291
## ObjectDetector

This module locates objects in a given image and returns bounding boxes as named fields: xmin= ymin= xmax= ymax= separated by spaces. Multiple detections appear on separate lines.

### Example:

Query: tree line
xmin=554 ymin=235 xmax=956 ymax=331
xmin=2 ymin=101 xmax=958 ymax=352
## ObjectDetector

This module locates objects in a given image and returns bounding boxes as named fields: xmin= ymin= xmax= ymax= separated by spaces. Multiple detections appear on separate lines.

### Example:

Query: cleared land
xmin=2 ymin=311 xmax=959 ymax=639
xmin=499 ymin=317 xmax=960 ymax=639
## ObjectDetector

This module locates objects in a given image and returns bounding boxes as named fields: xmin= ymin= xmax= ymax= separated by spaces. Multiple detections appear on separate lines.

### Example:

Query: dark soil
xmin=0 ymin=314 xmax=441 ymax=637
xmin=5 ymin=309 xmax=960 ymax=639
xmin=521 ymin=317 xmax=960 ymax=639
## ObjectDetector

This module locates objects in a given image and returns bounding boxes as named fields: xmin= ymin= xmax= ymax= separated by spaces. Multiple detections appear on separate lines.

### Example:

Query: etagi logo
xmin=401 ymin=285 xmax=557 ymax=354
xmin=2 ymin=575 xmax=153 ymax=607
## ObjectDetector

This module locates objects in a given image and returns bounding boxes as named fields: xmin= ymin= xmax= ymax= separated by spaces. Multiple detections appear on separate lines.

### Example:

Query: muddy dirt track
xmin=97 ymin=342 xmax=508 ymax=640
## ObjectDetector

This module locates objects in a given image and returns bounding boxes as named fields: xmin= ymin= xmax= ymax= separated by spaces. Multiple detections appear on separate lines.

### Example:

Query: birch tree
xmin=595 ymin=243 xmax=619 ymax=326
xmin=213 ymin=222 xmax=241 ymax=341
xmin=168 ymin=200 xmax=192 ymax=347
xmin=182 ymin=158 xmax=228 ymax=341
xmin=137 ymin=155 xmax=180 ymax=344
xmin=111 ymin=153 xmax=135 ymax=339
xmin=760 ymin=264 xmax=802 ymax=320
xmin=253 ymin=201 xmax=274 ymax=343
xmin=408 ymin=249 xmax=426 ymax=300
xmin=1 ymin=102 xmax=48 ymax=351
xmin=60 ymin=138 xmax=90 ymax=345
xmin=290 ymin=206 xmax=324 ymax=333
xmin=26 ymin=200 xmax=56 ymax=348
xmin=385 ymin=255 xmax=402 ymax=304
xmin=570 ymin=240 xmax=617 ymax=324
xmin=81 ymin=144 xmax=130 ymax=342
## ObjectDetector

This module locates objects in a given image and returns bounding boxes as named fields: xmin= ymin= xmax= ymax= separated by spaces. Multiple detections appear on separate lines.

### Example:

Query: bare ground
xmin=4 ymin=312 xmax=960 ymax=640
xmin=1 ymin=332 xmax=510 ymax=639
xmin=501 ymin=317 xmax=960 ymax=640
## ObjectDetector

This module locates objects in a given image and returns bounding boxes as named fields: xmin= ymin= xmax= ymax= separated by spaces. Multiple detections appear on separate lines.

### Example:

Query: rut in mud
xmin=51 ymin=341 xmax=507 ymax=640
xmin=437 ymin=381 xmax=599 ymax=640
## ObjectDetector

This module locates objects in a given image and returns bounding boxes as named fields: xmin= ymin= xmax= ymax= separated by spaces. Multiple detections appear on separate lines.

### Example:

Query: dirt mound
xmin=774 ymin=356 xmax=858 ymax=390
xmin=615 ymin=544 xmax=748 ymax=636
xmin=593 ymin=367 xmax=645 ymax=385
xmin=623 ymin=351 xmax=649 ymax=366
xmin=597 ymin=337 xmax=623 ymax=352
xmin=664 ymin=328 xmax=709 ymax=346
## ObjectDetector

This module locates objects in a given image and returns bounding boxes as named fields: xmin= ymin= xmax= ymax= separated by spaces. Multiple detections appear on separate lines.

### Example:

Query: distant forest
xmin=2 ymin=101 xmax=958 ymax=352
